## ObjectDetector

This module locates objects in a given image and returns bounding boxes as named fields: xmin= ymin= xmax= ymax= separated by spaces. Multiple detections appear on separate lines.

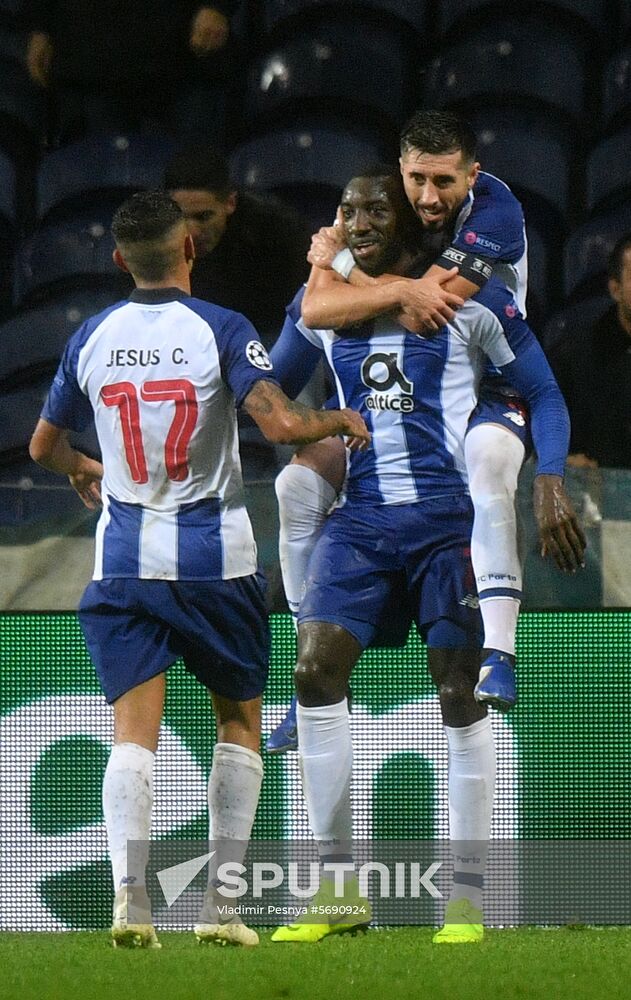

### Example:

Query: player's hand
xmin=533 ymin=474 xmax=586 ymax=573
xmin=340 ymin=408 xmax=370 ymax=451
xmin=69 ymin=458 xmax=103 ymax=510
xmin=308 ymin=225 xmax=347 ymax=269
xmin=399 ymin=269 xmax=464 ymax=334
xmin=26 ymin=31 xmax=53 ymax=88
xmin=189 ymin=6 xmax=230 ymax=54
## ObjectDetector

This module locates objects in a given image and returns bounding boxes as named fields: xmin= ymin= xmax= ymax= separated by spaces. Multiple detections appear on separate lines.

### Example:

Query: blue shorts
xmin=298 ymin=497 xmax=482 ymax=649
xmin=467 ymin=389 xmax=532 ymax=455
xmin=78 ymin=574 xmax=269 ymax=704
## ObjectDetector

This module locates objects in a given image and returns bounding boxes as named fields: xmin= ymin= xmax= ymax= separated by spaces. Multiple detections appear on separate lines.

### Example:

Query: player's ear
xmin=225 ymin=190 xmax=238 ymax=216
xmin=112 ymin=248 xmax=130 ymax=273
xmin=184 ymin=232 xmax=195 ymax=265
xmin=608 ymin=276 xmax=621 ymax=304
xmin=468 ymin=161 xmax=481 ymax=188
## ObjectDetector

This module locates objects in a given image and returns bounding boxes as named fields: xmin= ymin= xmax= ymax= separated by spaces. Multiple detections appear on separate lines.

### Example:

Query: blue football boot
xmin=474 ymin=650 xmax=517 ymax=713
xmin=266 ymin=696 xmax=298 ymax=753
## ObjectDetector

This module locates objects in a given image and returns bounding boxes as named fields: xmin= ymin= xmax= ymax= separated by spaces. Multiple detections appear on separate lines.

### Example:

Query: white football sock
xmin=102 ymin=741 xmax=154 ymax=891
xmin=208 ymin=742 xmax=263 ymax=843
xmin=297 ymin=700 xmax=353 ymax=871
xmin=465 ymin=423 xmax=525 ymax=656
xmin=207 ymin=742 xmax=263 ymax=884
xmin=444 ymin=717 xmax=496 ymax=909
xmin=275 ymin=464 xmax=338 ymax=615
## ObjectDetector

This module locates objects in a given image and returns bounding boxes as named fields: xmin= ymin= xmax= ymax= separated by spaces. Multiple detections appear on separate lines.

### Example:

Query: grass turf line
xmin=1 ymin=927 xmax=629 ymax=1000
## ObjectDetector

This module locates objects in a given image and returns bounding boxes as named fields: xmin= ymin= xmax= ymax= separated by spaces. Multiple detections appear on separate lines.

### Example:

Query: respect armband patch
xmin=435 ymin=246 xmax=494 ymax=286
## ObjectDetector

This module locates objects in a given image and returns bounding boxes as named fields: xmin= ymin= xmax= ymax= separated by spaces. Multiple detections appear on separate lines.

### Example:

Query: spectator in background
xmin=551 ymin=234 xmax=631 ymax=469
xmin=23 ymin=2 xmax=237 ymax=142
xmin=165 ymin=147 xmax=312 ymax=344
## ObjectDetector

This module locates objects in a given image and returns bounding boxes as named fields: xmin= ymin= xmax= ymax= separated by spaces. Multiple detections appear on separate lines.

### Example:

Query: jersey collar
xmin=129 ymin=287 xmax=189 ymax=304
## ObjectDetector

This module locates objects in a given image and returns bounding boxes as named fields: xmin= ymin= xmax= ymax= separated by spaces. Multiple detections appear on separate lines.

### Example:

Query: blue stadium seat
xmin=438 ymin=0 xmax=614 ymax=45
xmin=585 ymin=129 xmax=631 ymax=214
xmin=0 ymin=0 xmax=24 ymax=15
xmin=542 ymin=294 xmax=611 ymax=353
xmin=602 ymin=48 xmax=631 ymax=130
xmin=469 ymin=109 xmax=573 ymax=223
xmin=36 ymin=133 xmax=178 ymax=222
xmin=0 ymin=288 xmax=124 ymax=387
xmin=261 ymin=0 xmax=428 ymax=37
xmin=524 ymin=223 xmax=553 ymax=325
xmin=563 ymin=204 xmax=631 ymax=298
xmin=246 ymin=11 xmax=419 ymax=133
xmin=0 ymin=146 xmax=15 ymax=228
xmin=14 ymin=210 xmax=132 ymax=307
xmin=423 ymin=14 xmax=588 ymax=124
xmin=0 ymin=457 xmax=90 ymax=528
xmin=0 ymin=375 xmax=99 ymax=463
xmin=0 ymin=58 xmax=45 ymax=160
xmin=230 ymin=124 xmax=384 ymax=229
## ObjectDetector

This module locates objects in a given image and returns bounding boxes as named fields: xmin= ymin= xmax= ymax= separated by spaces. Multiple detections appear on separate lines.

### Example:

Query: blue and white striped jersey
xmin=449 ymin=170 xmax=528 ymax=314
xmin=42 ymin=287 xmax=278 ymax=581
xmin=271 ymin=279 xmax=569 ymax=507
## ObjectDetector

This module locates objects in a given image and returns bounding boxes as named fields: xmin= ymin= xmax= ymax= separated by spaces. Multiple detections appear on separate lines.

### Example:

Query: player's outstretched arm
xmin=243 ymin=380 xmax=370 ymax=450
xmin=533 ymin=475 xmax=586 ymax=573
xmin=29 ymin=418 xmax=103 ymax=509
xmin=302 ymin=261 xmax=462 ymax=331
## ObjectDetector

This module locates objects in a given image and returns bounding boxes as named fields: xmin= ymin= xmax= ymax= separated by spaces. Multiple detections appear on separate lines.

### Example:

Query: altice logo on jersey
xmin=361 ymin=352 xmax=414 ymax=413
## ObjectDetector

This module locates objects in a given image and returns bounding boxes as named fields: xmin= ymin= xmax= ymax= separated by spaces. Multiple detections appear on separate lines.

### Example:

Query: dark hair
xmin=111 ymin=191 xmax=186 ymax=282
xmin=608 ymin=233 xmax=631 ymax=282
xmin=164 ymin=146 xmax=233 ymax=198
xmin=111 ymin=190 xmax=183 ymax=245
xmin=400 ymin=109 xmax=477 ymax=163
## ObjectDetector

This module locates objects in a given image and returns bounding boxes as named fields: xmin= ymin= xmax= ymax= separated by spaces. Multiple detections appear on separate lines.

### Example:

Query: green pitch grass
xmin=2 ymin=928 xmax=628 ymax=1000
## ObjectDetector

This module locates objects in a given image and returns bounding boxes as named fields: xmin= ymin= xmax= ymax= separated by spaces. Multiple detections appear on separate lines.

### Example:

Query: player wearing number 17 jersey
xmin=29 ymin=191 xmax=369 ymax=950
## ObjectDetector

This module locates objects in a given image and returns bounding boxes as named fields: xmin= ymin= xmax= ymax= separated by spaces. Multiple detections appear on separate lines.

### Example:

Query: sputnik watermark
xmin=156 ymin=852 xmax=442 ymax=907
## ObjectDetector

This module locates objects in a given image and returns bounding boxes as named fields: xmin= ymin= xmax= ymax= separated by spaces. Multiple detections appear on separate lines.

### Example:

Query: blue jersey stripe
xmin=101 ymin=498 xmax=142 ymax=576
xmin=176 ymin=497 xmax=223 ymax=578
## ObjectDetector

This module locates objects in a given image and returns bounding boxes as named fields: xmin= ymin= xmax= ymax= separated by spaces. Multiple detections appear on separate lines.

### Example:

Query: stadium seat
xmin=0 ymin=57 xmax=45 ymax=164
xmin=469 ymin=108 xmax=574 ymax=224
xmin=0 ymin=288 xmax=124 ymax=387
xmin=563 ymin=204 xmax=631 ymax=299
xmin=541 ymin=294 xmax=610 ymax=353
xmin=524 ymin=223 xmax=553 ymax=326
xmin=585 ymin=129 xmax=631 ymax=214
xmin=423 ymin=14 xmax=588 ymax=124
xmin=0 ymin=146 xmax=16 ymax=228
xmin=0 ymin=0 xmax=24 ymax=16
xmin=0 ymin=457 xmax=89 ymax=528
xmin=14 ymin=210 xmax=132 ymax=307
xmin=36 ymin=133 xmax=178 ymax=222
xmin=230 ymin=123 xmax=384 ymax=229
xmin=245 ymin=10 xmax=419 ymax=134
xmin=0 ymin=377 xmax=53 ymax=461
xmin=602 ymin=48 xmax=631 ymax=131
xmin=261 ymin=0 xmax=429 ymax=37
xmin=437 ymin=0 xmax=614 ymax=46
xmin=0 ymin=375 xmax=100 ymax=465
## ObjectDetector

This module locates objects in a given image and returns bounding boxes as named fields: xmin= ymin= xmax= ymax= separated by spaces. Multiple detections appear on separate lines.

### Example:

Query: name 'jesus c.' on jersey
xmin=42 ymin=288 xmax=278 ymax=581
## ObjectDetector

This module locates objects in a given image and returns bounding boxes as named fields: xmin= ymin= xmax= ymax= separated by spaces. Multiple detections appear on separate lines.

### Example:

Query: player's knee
xmin=294 ymin=654 xmax=333 ymax=704
xmin=428 ymin=631 xmax=479 ymax=709
xmin=436 ymin=673 xmax=475 ymax=712
xmin=466 ymin=429 xmax=522 ymax=500
xmin=274 ymin=463 xmax=301 ymax=515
